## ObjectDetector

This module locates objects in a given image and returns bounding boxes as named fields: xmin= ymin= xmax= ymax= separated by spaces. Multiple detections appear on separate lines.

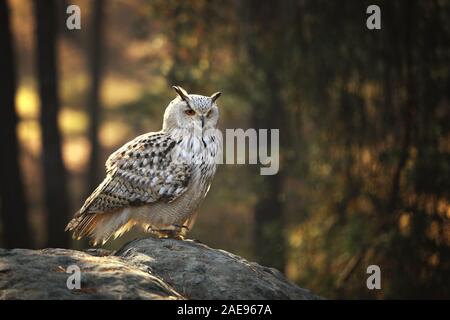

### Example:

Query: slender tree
xmin=34 ymin=0 xmax=70 ymax=248
xmin=0 ymin=0 xmax=32 ymax=248
xmin=86 ymin=0 xmax=105 ymax=194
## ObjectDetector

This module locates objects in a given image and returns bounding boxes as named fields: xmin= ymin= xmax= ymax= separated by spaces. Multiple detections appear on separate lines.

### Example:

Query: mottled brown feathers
xmin=65 ymin=87 xmax=221 ymax=245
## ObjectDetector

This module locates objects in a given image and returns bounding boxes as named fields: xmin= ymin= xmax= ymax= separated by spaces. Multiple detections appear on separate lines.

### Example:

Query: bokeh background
xmin=1 ymin=0 xmax=449 ymax=299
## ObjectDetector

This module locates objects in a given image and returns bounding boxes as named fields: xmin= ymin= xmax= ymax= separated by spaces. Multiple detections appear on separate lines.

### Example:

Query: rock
xmin=117 ymin=238 xmax=318 ymax=300
xmin=0 ymin=238 xmax=319 ymax=300
xmin=0 ymin=247 xmax=181 ymax=300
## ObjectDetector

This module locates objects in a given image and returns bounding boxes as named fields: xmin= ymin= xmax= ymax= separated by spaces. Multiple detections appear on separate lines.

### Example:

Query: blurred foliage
xmin=2 ymin=0 xmax=449 ymax=298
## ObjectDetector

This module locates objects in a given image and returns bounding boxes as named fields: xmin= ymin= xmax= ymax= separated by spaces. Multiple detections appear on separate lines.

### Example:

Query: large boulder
xmin=0 ymin=238 xmax=319 ymax=300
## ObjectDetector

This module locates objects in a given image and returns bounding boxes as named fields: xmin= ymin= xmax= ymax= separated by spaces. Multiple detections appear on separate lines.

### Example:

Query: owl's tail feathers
xmin=65 ymin=210 xmax=134 ymax=246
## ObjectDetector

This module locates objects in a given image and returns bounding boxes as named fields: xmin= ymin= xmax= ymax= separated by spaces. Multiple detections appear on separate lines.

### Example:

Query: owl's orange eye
xmin=185 ymin=109 xmax=195 ymax=116
xmin=206 ymin=110 xmax=212 ymax=118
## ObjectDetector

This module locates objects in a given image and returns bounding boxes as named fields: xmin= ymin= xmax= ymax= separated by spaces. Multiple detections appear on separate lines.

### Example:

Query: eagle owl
xmin=66 ymin=86 xmax=222 ymax=245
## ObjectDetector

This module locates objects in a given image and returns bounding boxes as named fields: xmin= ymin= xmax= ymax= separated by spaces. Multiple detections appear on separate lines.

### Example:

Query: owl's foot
xmin=147 ymin=224 xmax=189 ymax=240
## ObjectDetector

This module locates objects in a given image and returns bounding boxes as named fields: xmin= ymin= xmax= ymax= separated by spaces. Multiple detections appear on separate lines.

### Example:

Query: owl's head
xmin=162 ymin=86 xmax=221 ymax=132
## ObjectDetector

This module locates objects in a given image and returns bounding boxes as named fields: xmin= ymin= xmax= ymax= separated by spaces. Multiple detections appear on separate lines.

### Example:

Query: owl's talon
xmin=147 ymin=223 xmax=189 ymax=239
xmin=173 ymin=224 xmax=190 ymax=231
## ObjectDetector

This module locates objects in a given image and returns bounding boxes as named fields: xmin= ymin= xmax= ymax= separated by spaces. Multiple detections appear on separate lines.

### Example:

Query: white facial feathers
xmin=163 ymin=86 xmax=222 ymax=131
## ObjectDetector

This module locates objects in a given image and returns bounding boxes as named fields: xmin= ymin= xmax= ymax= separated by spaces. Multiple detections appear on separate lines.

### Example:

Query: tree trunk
xmin=86 ymin=0 xmax=104 ymax=194
xmin=34 ymin=0 xmax=70 ymax=248
xmin=252 ymin=71 xmax=286 ymax=272
xmin=0 ymin=0 xmax=32 ymax=249
xmin=241 ymin=0 xmax=287 ymax=272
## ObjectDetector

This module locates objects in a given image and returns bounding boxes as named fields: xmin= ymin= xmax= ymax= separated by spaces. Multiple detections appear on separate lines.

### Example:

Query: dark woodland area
xmin=0 ymin=0 xmax=449 ymax=299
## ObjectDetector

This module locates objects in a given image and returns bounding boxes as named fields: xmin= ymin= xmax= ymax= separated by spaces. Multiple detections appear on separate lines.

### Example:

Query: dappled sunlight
xmin=126 ymin=36 xmax=165 ymax=61
xmin=16 ymin=85 xmax=39 ymax=119
xmin=59 ymin=108 xmax=88 ymax=135
xmin=99 ymin=120 xmax=132 ymax=148
xmin=17 ymin=120 xmax=41 ymax=156
xmin=101 ymin=75 xmax=143 ymax=109
xmin=60 ymin=73 xmax=89 ymax=103
xmin=398 ymin=213 xmax=411 ymax=235
xmin=62 ymin=137 xmax=90 ymax=173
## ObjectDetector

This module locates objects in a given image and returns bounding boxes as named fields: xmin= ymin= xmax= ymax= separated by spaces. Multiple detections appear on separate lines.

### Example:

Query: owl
xmin=66 ymin=86 xmax=222 ymax=245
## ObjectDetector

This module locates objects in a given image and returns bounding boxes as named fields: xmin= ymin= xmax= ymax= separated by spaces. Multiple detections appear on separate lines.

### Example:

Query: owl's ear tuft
xmin=172 ymin=86 xmax=190 ymax=102
xmin=210 ymin=92 xmax=222 ymax=103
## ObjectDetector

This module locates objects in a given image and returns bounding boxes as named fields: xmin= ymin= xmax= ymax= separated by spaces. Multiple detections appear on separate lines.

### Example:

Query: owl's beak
xmin=200 ymin=115 xmax=205 ymax=128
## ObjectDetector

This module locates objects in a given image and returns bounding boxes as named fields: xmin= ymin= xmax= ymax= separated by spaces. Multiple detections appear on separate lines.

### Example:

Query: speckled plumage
xmin=66 ymin=86 xmax=222 ymax=245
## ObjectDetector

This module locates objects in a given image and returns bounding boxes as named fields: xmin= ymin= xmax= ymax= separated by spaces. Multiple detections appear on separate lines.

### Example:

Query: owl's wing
xmin=79 ymin=132 xmax=191 ymax=215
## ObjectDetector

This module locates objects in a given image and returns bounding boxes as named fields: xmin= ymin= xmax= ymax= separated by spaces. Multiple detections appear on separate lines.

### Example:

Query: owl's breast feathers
xmin=65 ymin=129 xmax=220 ymax=243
